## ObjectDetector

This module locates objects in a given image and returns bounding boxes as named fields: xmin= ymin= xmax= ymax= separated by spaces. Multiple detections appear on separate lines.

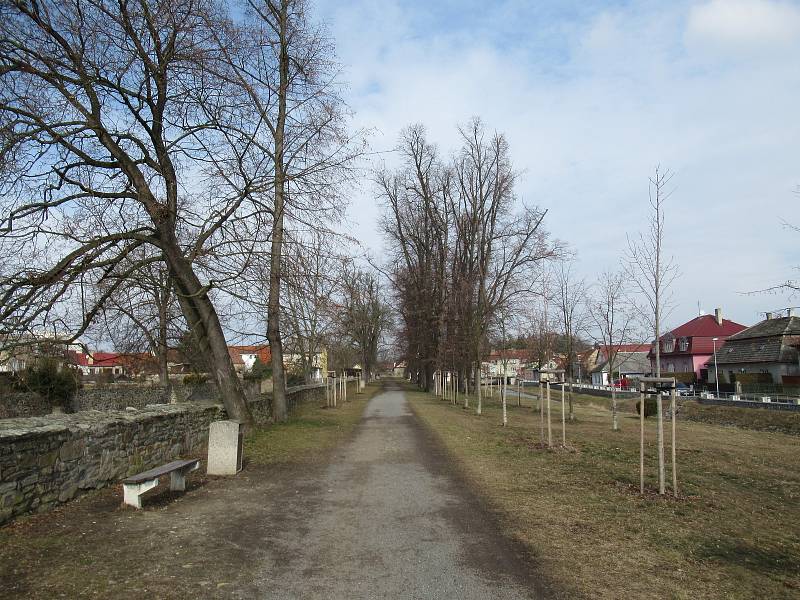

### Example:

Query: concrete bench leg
xmin=123 ymin=479 xmax=159 ymax=509
xmin=170 ymin=470 xmax=186 ymax=492
xmin=170 ymin=462 xmax=200 ymax=492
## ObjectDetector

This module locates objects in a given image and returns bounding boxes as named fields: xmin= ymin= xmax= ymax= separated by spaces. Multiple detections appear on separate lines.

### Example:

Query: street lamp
xmin=712 ymin=337 xmax=720 ymax=398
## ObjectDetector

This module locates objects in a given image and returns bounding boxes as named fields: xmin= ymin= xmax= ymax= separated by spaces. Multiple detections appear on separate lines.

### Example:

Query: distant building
xmin=709 ymin=310 xmax=800 ymax=385
xmin=284 ymin=350 xmax=328 ymax=381
xmin=228 ymin=345 xmax=271 ymax=374
xmin=483 ymin=350 xmax=531 ymax=383
xmin=392 ymin=361 xmax=407 ymax=378
xmin=0 ymin=334 xmax=71 ymax=373
xmin=591 ymin=351 xmax=651 ymax=386
xmin=581 ymin=344 xmax=650 ymax=382
xmin=68 ymin=351 xmax=127 ymax=377
xmin=650 ymin=308 xmax=747 ymax=381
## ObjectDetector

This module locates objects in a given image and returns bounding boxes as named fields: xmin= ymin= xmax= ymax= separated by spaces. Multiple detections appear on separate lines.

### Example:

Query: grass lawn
xmin=244 ymin=382 xmax=380 ymax=466
xmin=409 ymin=385 xmax=800 ymax=599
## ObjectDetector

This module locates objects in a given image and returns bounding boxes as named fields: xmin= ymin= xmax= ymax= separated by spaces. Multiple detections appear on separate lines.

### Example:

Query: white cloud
xmin=316 ymin=0 xmax=799 ymax=327
xmin=687 ymin=0 xmax=800 ymax=51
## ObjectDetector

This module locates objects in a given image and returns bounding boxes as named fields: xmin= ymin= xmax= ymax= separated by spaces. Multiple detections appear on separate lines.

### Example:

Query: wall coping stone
xmin=0 ymin=403 xmax=223 ymax=442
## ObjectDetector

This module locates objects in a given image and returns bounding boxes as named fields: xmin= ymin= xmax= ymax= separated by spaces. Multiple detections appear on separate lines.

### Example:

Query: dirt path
xmin=251 ymin=382 xmax=546 ymax=599
xmin=1 ymin=383 xmax=549 ymax=599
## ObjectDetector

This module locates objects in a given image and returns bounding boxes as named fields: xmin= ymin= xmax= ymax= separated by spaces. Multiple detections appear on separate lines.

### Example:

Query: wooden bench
xmin=122 ymin=459 xmax=200 ymax=509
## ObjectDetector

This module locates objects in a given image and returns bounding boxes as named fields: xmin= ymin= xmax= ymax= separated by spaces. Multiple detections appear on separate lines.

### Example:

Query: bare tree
xmin=552 ymin=260 xmax=587 ymax=420
xmin=86 ymin=246 xmax=184 ymax=384
xmin=587 ymin=270 xmax=637 ymax=431
xmin=450 ymin=119 xmax=560 ymax=416
xmin=625 ymin=166 xmax=679 ymax=377
xmin=216 ymin=0 xmax=363 ymax=421
xmin=0 ymin=0 xmax=262 ymax=425
xmin=282 ymin=233 xmax=340 ymax=383
xmin=340 ymin=267 xmax=390 ymax=383
xmin=378 ymin=125 xmax=451 ymax=392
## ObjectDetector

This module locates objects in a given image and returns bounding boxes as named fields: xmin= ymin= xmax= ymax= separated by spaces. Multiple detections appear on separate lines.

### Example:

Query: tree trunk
xmin=611 ymin=383 xmax=618 ymax=431
xmin=476 ymin=363 xmax=482 ymax=415
xmin=268 ymin=0 xmax=290 ymax=423
xmin=165 ymin=243 xmax=253 ymax=427
xmin=568 ymin=380 xmax=574 ymax=421
xmin=157 ymin=291 xmax=169 ymax=386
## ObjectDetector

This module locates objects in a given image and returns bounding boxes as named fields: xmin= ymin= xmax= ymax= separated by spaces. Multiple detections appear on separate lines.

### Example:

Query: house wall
xmin=714 ymin=362 xmax=800 ymax=384
xmin=651 ymin=354 xmax=713 ymax=379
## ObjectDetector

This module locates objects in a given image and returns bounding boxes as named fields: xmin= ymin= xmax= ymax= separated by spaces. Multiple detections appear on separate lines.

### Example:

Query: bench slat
xmin=123 ymin=459 xmax=199 ymax=484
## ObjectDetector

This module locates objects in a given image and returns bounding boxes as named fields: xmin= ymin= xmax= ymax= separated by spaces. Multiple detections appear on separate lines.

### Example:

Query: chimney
xmin=789 ymin=308 xmax=796 ymax=318
xmin=715 ymin=308 xmax=723 ymax=326
xmin=766 ymin=312 xmax=773 ymax=320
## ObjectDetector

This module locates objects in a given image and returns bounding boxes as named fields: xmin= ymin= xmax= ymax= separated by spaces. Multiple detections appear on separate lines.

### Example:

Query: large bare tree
xmin=0 ymin=0 xmax=261 ymax=424
xmin=0 ymin=0 xmax=359 ymax=425
xmin=378 ymin=124 xmax=451 ymax=392
xmin=217 ymin=0 xmax=363 ymax=421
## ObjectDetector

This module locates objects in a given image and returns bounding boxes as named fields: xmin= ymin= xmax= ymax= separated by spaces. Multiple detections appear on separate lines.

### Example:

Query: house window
xmin=663 ymin=339 xmax=674 ymax=353
xmin=679 ymin=337 xmax=688 ymax=352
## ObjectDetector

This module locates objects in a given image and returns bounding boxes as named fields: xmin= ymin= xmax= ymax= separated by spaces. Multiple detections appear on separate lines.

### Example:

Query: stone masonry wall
xmin=0 ymin=392 xmax=52 ymax=420
xmin=0 ymin=404 xmax=223 ymax=525
xmin=72 ymin=384 xmax=172 ymax=412
xmin=0 ymin=381 xmax=337 ymax=525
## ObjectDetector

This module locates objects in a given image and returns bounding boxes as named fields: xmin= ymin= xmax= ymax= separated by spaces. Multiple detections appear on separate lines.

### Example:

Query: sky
xmin=314 ymin=0 xmax=799 ymax=329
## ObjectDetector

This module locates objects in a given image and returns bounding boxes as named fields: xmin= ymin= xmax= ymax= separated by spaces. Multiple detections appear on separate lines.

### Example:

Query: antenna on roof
xmin=697 ymin=301 xmax=701 ymax=317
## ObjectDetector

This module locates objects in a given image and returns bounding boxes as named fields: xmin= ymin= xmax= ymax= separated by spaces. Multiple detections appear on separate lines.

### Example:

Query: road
xmin=252 ymin=382 xmax=546 ymax=599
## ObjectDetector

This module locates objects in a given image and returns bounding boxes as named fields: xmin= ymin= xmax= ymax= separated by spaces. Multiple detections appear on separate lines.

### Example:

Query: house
xmin=0 ymin=334 xmax=71 ymax=373
xmin=581 ymin=344 xmax=650 ymax=381
xmin=522 ymin=357 xmax=563 ymax=382
xmin=483 ymin=349 xmax=531 ymax=383
xmin=650 ymin=308 xmax=746 ymax=381
xmin=392 ymin=361 xmax=407 ymax=378
xmin=284 ymin=349 xmax=328 ymax=381
xmin=68 ymin=351 xmax=127 ymax=377
xmin=591 ymin=351 xmax=651 ymax=386
xmin=228 ymin=345 xmax=271 ymax=374
xmin=709 ymin=310 xmax=800 ymax=385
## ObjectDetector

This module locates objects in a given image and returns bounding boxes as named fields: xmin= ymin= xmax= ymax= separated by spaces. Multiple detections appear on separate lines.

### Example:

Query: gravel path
xmin=0 ymin=383 xmax=550 ymax=599
xmin=254 ymin=383 xmax=545 ymax=599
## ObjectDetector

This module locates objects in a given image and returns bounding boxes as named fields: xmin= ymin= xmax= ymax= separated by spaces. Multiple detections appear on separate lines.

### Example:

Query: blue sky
xmin=314 ymin=0 xmax=800 ymax=328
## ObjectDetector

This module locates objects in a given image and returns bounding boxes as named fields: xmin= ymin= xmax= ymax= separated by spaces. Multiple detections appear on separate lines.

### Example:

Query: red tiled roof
xmin=91 ymin=352 xmax=125 ymax=366
xmin=228 ymin=345 xmax=271 ymax=365
xmin=666 ymin=315 xmax=747 ymax=338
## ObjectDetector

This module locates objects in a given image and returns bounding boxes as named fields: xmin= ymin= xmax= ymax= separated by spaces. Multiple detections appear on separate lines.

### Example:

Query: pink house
xmin=649 ymin=308 xmax=747 ymax=381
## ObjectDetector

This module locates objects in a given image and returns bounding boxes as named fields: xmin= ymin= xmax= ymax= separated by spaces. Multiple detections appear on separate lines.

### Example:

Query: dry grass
xmin=410 ymin=385 xmax=800 ymax=599
xmin=244 ymin=383 xmax=380 ymax=466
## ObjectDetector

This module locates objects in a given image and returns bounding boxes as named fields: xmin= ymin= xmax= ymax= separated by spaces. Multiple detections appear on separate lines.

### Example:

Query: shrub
xmin=636 ymin=396 xmax=658 ymax=418
xmin=183 ymin=372 xmax=208 ymax=386
xmin=22 ymin=359 xmax=78 ymax=408
xmin=244 ymin=357 xmax=272 ymax=381
xmin=285 ymin=372 xmax=305 ymax=387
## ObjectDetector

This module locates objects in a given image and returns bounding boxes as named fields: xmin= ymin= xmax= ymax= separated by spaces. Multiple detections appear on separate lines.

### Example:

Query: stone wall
xmin=0 ymin=392 xmax=52 ymax=420
xmin=0 ymin=380 xmax=340 ymax=525
xmin=72 ymin=384 xmax=172 ymax=412
xmin=0 ymin=403 xmax=223 ymax=525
